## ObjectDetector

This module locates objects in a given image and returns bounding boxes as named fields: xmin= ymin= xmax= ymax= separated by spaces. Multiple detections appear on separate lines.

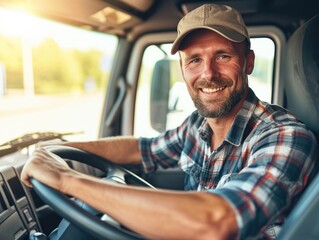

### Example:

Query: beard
xmin=189 ymin=78 xmax=247 ymax=118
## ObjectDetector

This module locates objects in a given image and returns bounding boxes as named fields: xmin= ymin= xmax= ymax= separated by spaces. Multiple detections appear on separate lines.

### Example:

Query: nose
xmin=201 ymin=59 xmax=220 ymax=80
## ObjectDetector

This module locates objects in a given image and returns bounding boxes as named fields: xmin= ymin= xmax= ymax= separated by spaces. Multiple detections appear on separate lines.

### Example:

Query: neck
xmin=207 ymin=90 xmax=248 ymax=150
xmin=207 ymin=117 xmax=233 ymax=151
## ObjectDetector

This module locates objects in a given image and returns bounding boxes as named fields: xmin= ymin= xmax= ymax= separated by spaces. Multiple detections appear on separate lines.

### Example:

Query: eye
xmin=189 ymin=58 xmax=201 ymax=64
xmin=216 ymin=55 xmax=231 ymax=61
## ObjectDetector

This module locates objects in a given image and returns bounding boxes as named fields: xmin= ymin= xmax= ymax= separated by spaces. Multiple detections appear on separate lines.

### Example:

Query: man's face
xmin=179 ymin=29 xmax=254 ymax=118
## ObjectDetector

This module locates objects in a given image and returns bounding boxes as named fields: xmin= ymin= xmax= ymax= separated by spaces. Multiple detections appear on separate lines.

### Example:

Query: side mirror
xmin=150 ymin=59 xmax=170 ymax=133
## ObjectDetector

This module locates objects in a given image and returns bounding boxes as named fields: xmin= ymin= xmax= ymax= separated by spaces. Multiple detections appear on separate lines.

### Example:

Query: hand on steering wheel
xmin=30 ymin=145 xmax=154 ymax=240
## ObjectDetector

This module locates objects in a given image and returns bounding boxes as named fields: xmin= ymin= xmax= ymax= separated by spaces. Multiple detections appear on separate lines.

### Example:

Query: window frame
xmin=124 ymin=26 xmax=286 ymax=136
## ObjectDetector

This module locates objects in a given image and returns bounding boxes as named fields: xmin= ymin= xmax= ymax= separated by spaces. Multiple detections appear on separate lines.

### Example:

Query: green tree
xmin=32 ymin=38 xmax=108 ymax=94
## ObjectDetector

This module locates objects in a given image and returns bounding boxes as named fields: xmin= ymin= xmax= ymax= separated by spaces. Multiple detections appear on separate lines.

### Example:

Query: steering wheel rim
xmin=30 ymin=145 xmax=150 ymax=240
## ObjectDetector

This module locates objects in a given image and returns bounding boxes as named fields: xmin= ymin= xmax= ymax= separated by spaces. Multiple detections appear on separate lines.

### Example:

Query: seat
xmin=278 ymin=14 xmax=319 ymax=240
xmin=284 ymin=14 xmax=319 ymax=136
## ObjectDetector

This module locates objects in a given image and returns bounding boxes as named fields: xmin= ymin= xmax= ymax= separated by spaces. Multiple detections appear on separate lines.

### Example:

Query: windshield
xmin=0 ymin=8 xmax=118 ymax=145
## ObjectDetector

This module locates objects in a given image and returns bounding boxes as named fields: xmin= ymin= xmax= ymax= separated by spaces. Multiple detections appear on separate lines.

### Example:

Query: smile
xmin=201 ymin=86 xmax=226 ymax=93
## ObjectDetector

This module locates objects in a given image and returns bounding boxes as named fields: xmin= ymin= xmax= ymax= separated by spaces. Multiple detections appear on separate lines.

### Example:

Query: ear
xmin=246 ymin=50 xmax=255 ymax=75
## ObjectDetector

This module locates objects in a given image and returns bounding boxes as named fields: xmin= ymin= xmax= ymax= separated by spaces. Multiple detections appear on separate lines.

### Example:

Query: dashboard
xmin=0 ymin=166 xmax=41 ymax=240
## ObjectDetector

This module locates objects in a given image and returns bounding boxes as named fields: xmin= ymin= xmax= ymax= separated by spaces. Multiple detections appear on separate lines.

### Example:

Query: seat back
xmin=278 ymin=14 xmax=319 ymax=240
xmin=284 ymin=14 xmax=319 ymax=136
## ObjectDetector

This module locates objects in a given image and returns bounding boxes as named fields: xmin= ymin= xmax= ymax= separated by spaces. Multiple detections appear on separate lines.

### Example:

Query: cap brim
xmin=171 ymin=26 xmax=247 ymax=54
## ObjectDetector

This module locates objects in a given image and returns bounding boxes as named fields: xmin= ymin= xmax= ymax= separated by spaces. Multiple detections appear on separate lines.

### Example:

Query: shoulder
xmin=251 ymin=99 xmax=314 ymax=135
xmin=247 ymin=99 xmax=318 ymax=154
xmin=249 ymin=116 xmax=317 ymax=166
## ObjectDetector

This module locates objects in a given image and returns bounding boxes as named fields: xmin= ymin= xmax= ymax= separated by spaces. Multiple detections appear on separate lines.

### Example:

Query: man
xmin=21 ymin=4 xmax=318 ymax=240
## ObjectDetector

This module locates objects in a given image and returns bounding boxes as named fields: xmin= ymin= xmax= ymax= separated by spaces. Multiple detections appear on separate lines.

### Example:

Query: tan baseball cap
xmin=171 ymin=4 xmax=250 ymax=54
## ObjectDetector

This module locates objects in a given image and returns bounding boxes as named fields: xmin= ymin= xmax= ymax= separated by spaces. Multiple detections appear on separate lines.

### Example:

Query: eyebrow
xmin=215 ymin=49 xmax=235 ymax=55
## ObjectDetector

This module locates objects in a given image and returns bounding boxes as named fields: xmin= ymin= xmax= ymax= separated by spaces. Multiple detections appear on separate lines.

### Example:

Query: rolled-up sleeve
xmin=139 ymin=117 xmax=190 ymax=172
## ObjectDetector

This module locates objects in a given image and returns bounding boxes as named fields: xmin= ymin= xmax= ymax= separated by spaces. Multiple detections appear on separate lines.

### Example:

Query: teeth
xmin=202 ymin=87 xmax=225 ymax=93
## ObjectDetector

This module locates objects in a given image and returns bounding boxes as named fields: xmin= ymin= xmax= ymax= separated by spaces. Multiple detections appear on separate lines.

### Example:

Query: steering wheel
xmin=30 ymin=145 xmax=154 ymax=240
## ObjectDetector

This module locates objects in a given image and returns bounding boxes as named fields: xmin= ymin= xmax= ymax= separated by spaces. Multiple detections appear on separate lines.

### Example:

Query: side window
xmin=134 ymin=38 xmax=275 ymax=137
xmin=249 ymin=38 xmax=275 ymax=103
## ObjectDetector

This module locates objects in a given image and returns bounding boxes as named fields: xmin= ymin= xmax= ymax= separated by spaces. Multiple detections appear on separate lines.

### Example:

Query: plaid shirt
xmin=139 ymin=88 xmax=318 ymax=239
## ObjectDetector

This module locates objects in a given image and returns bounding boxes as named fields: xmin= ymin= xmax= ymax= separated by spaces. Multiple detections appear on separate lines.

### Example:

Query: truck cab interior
xmin=0 ymin=0 xmax=318 ymax=239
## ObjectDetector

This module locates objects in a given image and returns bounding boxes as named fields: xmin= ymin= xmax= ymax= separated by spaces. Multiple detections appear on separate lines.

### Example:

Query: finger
xmin=20 ymin=160 xmax=34 ymax=188
xmin=20 ymin=148 xmax=53 ymax=187
xmin=43 ymin=148 xmax=70 ymax=168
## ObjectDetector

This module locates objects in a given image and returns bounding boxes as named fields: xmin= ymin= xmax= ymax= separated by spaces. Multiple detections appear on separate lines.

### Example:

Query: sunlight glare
xmin=0 ymin=7 xmax=117 ymax=52
xmin=0 ymin=8 xmax=37 ymax=38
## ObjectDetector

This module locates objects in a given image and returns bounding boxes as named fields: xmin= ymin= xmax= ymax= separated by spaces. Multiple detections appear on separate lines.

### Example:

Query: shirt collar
xmin=198 ymin=88 xmax=258 ymax=146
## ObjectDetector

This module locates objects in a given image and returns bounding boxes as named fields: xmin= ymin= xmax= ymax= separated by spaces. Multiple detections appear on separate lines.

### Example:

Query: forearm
xmin=21 ymin=148 xmax=238 ymax=239
xmin=54 ymin=136 xmax=142 ymax=165
xmin=66 ymin=173 xmax=238 ymax=240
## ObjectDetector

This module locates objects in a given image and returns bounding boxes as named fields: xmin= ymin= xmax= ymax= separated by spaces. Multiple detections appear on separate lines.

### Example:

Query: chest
xmin=179 ymin=140 xmax=252 ymax=190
